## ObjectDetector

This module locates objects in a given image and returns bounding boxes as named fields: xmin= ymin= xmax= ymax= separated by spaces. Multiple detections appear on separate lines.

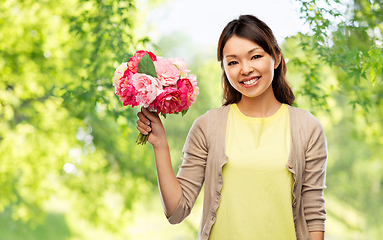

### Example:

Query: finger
xmin=136 ymin=125 xmax=149 ymax=135
xmin=141 ymin=107 xmax=160 ymax=123
xmin=137 ymin=111 xmax=150 ymax=125
xmin=136 ymin=119 xmax=151 ymax=132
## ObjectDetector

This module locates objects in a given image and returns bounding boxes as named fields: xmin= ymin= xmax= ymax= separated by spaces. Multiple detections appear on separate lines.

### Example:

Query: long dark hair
xmin=217 ymin=15 xmax=295 ymax=106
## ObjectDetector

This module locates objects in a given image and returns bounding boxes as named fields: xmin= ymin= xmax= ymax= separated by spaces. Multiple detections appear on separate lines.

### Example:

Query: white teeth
xmin=243 ymin=77 xmax=259 ymax=85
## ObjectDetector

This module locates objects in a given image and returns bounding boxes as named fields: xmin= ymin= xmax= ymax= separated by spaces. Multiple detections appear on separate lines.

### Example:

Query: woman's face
xmin=222 ymin=36 xmax=279 ymax=101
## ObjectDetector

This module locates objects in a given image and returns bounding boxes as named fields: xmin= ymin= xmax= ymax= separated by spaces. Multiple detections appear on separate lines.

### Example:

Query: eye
xmin=251 ymin=55 xmax=262 ymax=60
xmin=228 ymin=61 xmax=238 ymax=66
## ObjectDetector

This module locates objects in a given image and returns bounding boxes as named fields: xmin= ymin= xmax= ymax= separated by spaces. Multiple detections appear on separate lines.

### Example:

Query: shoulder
xmin=288 ymin=105 xmax=326 ymax=148
xmin=202 ymin=105 xmax=230 ymax=118
xmin=288 ymin=105 xmax=324 ymax=131
xmin=193 ymin=105 xmax=230 ymax=128
xmin=184 ymin=106 xmax=229 ymax=151
xmin=187 ymin=105 xmax=229 ymax=143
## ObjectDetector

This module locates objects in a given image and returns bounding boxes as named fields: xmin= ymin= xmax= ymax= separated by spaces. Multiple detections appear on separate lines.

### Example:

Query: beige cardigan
xmin=166 ymin=105 xmax=327 ymax=240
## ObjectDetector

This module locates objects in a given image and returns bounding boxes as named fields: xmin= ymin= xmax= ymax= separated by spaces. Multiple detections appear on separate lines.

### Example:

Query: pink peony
xmin=113 ymin=62 xmax=128 ymax=84
xmin=151 ymin=87 xmax=182 ymax=115
xmin=176 ymin=78 xmax=194 ymax=111
xmin=187 ymin=74 xmax=199 ymax=103
xmin=154 ymin=57 xmax=180 ymax=86
xmin=187 ymin=74 xmax=198 ymax=87
xmin=132 ymin=73 xmax=160 ymax=108
xmin=127 ymin=50 xmax=157 ymax=73
xmin=169 ymin=58 xmax=191 ymax=78
xmin=114 ymin=68 xmax=139 ymax=107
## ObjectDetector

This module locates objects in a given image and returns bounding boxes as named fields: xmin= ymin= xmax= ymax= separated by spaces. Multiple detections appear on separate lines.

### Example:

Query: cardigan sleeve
xmin=302 ymin=114 xmax=327 ymax=232
xmin=167 ymin=113 xmax=208 ymax=224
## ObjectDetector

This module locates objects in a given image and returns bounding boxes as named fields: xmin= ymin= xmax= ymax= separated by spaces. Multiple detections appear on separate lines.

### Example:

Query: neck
xmin=236 ymin=88 xmax=281 ymax=118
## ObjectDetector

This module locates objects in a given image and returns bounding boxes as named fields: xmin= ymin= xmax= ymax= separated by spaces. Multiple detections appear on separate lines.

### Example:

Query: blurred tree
xmin=0 ymin=0 xmax=158 ymax=232
xmin=293 ymin=0 xmax=382 ymax=110
xmin=287 ymin=0 xmax=383 ymax=238
xmin=1 ymin=0 xmax=382 ymax=238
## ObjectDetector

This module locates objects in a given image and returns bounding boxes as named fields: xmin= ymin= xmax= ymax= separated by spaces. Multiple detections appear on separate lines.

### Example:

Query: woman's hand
xmin=137 ymin=107 xmax=182 ymax=216
xmin=136 ymin=107 xmax=166 ymax=148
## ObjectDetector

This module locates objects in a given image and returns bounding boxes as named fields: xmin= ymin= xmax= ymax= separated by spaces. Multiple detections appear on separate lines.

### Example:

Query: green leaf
xmin=181 ymin=108 xmax=189 ymax=116
xmin=137 ymin=53 xmax=157 ymax=78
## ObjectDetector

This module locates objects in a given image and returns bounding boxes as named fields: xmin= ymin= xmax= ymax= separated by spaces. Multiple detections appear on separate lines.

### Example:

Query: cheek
xmin=224 ymin=67 xmax=235 ymax=81
xmin=261 ymin=61 xmax=275 ymax=78
xmin=223 ymin=65 xmax=229 ymax=77
xmin=225 ymin=72 xmax=236 ymax=88
xmin=269 ymin=59 xmax=276 ymax=72
xmin=223 ymin=69 xmax=237 ymax=88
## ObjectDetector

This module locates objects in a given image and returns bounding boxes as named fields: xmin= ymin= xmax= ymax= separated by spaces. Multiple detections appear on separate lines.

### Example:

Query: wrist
xmin=151 ymin=136 xmax=169 ymax=150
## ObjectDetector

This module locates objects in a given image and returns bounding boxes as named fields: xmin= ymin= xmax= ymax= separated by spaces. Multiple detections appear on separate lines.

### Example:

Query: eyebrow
xmin=225 ymin=47 xmax=261 ymax=58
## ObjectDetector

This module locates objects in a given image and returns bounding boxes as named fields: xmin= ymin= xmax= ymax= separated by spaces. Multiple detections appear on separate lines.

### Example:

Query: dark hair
xmin=217 ymin=15 xmax=295 ymax=106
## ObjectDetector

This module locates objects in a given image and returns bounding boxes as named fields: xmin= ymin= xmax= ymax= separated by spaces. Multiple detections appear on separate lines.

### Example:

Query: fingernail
xmin=146 ymin=121 xmax=150 ymax=125
xmin=147 ymin=127 xmax=151 ymax=131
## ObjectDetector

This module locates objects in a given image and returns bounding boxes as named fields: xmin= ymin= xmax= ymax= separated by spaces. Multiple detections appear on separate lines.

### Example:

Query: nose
xmin=240 ymin=61 xmax=254 ymax=76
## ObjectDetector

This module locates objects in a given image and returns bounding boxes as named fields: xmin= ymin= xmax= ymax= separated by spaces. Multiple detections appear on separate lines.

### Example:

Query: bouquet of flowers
xmin=113 ymin=50 xmax=199 ymax=145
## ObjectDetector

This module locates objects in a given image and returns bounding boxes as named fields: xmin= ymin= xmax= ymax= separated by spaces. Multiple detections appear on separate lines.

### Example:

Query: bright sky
xmin=145 ymin=0 xmax=310 ymax=47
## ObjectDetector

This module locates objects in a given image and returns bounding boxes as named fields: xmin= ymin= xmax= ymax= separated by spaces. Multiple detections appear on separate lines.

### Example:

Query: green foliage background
xmin=0 ymin=0 xmax=382 ymax=239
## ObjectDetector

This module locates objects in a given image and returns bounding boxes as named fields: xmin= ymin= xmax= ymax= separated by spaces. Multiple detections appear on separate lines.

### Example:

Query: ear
xmin=274 ymin=54 xmax=281 ymax=69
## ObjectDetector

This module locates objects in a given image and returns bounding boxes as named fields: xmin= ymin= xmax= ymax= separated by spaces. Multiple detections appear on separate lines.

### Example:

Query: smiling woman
xmin=217 ymin=15 xmax=295 ymax=113
xmin=136 ymin=14 xmax=327 ymax=240
xmin=222 ymin=36 xmax=278 ymax=116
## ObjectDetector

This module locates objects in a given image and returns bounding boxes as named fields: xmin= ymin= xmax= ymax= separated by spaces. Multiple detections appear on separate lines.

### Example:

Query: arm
xmin=137 ymin=108 xmax=207 ymax=222
xmin=137 ymin=108 xmax=182 ymax=216
xmin=302 ymin=116 xmax=327 ymax=232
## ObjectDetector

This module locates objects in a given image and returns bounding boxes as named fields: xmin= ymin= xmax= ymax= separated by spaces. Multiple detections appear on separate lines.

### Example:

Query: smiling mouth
xmin=241 ymin=77 xmax=260 ymax=85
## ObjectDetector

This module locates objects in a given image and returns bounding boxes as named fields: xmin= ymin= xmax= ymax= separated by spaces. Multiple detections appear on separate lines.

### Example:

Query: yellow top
xmin=209 ymin=103 xmax=296 ymax=239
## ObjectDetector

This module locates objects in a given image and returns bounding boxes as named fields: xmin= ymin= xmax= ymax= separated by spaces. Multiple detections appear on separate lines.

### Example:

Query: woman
xmin=136 ymin=15 xmax=327 ymax=240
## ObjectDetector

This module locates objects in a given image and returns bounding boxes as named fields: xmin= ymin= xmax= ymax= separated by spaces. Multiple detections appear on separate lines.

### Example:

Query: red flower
xmin=151 ymin=87 xmax=182 ymax=115
xmin=114 ymin=69 xmax=139 ymax=107
xmin=177 ymin=78 xmax=194 ymax=111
